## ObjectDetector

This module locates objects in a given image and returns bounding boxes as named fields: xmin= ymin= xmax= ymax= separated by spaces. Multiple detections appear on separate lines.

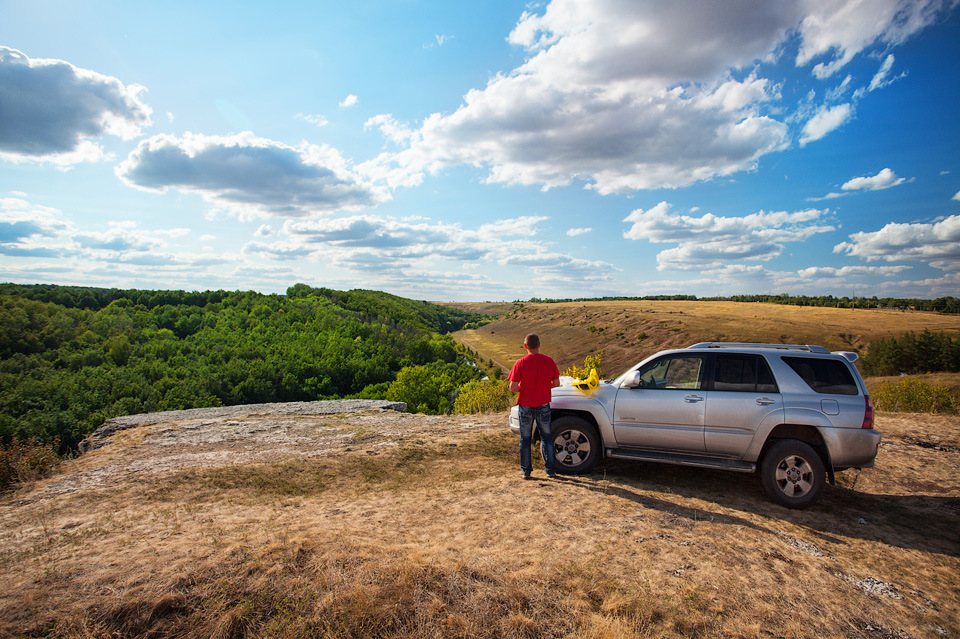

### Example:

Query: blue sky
xmin=1 ymin=0 xmax=959 ymax=301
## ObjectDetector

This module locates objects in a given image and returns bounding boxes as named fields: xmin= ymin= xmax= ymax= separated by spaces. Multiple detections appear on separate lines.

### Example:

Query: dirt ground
xmin=1 ymin=404 xmax=958 ymax=638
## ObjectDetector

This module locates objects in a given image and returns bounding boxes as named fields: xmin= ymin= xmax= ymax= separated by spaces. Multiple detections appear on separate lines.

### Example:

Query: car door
xmin=612 ymin=354 xmax=706 ymax=452
xmin=704 ymin=354 xmax=783 ymax=457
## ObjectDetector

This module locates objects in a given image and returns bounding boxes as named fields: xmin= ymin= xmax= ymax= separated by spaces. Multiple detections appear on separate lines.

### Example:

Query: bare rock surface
xmin=80 ymin=399 xmax=407 ymax=450
xmin=32 ymin=400 xmax=505 ymax=501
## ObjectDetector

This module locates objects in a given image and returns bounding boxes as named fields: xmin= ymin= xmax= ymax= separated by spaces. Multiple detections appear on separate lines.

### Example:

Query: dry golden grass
xmin=450 ymin=300 xmax=960 ymax=377
xmin=0 ymin=407 xmax=957 ymax=639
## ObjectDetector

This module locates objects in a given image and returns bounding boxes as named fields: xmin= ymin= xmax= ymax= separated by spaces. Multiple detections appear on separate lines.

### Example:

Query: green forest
xmin=0 ymin=283 xmax=492 ymax=452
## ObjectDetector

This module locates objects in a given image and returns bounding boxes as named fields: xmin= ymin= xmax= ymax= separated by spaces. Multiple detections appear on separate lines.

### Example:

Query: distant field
xmin=449 ymin=301 xmax=960 ymax=376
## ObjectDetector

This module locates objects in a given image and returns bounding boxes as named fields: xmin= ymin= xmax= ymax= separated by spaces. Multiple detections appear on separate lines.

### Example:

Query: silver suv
xmin=509 ymin=343 xmax=880 ymax=508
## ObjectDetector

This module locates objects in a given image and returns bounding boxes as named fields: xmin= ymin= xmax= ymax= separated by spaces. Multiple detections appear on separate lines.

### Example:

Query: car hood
xmin=552 ymin=381 xmax=615 ymax=400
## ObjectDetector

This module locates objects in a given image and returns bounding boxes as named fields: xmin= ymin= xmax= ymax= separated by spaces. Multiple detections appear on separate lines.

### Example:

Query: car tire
xmin=761 ymin=439 xmax=826 ymax=509
xmin=551 ymin=416 xmax=601 ymax=475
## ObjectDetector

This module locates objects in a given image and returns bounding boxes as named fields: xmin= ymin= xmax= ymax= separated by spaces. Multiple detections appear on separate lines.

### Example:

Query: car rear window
xmin=713 ymin=354 xmax=778 ymax=393
xmin=782 ymin=356 xmax=859 ymax=395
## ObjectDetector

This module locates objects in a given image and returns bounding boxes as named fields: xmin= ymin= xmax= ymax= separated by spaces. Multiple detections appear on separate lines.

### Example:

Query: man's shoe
xmin=522 ymin=471 xmax=532 ymax=480
xmin=546 ymin=472 xmax=557 ymax=478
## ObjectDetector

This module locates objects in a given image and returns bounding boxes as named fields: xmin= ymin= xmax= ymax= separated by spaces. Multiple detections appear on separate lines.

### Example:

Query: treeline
xmin=860 ymin=330 xmax=960 ymax=376
xmin=1 ymin=284 xmax=490 ymax=452
xmin=712 ymin=294 xmax=959 ymax=312
xmin=524 ymin=293 xmax=959 ymax=313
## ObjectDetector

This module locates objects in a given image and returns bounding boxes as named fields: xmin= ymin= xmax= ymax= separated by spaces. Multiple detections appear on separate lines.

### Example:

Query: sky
xmin=1 ymin=0 xmax=959 ymax=302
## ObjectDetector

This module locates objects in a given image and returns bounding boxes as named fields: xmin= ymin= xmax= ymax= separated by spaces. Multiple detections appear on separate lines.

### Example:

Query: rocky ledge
xmin=80 ymin=399 xmax=407 ymax=451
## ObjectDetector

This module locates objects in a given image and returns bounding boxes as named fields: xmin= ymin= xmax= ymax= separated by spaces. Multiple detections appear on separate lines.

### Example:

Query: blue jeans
xmin=518 ymin=404 xmax=556 ymax=475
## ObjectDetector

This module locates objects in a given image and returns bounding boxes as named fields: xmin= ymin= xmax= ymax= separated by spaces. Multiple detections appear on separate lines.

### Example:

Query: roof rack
xmin=687 ymin=342 xmax=831 ymax=354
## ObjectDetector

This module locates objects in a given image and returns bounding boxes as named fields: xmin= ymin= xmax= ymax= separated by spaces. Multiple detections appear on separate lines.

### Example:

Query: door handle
xmin=756 ymin=397 xmax=776 ymax=405
xmin=684 ymin=394 xmax=704 ymax=403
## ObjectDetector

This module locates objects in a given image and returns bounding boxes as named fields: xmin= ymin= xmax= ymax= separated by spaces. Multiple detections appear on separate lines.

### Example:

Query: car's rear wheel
xmin=761 ymin=439 xmax=826 ymax=509
xmin=551 ymin=416 xmax=601 ymax=475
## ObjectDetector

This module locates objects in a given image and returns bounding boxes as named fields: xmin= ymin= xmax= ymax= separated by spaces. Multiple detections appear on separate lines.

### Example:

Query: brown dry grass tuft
xmin=0 ymin=409 xmax=957 ymax=638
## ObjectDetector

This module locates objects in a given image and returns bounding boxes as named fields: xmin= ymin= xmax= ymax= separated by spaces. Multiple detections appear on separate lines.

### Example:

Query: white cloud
xmin=953 ymin=190 xmax=960 ymax=201
xmin=364 ymin=0 xmax=951 ymax=196
xmin=566 ymin=227 xmax=592 ymax=237
xmin=841 ymin=168 xmax=907 ymax=191
xmin=867 ymin=54 xmax=900 ymax=92
xmin=365 ymin=114 xmax=416 ymax=145
xmin=623 ymin=201 xmax=834 ymax=270
xmin=825 ymin=75 xmax=854 ymax=102
xmin=368 ymin=0 xmax=804 ymax=194
xmin=808 ymin=191 xmax=845 ymax=201
xmin=796 ymin=0 xmax=953 ymax=78
xmin=75 ymin=221 xmax=164 ymax=252
xmin=796 ymin=265 xmax=912 ymax=279
xmin=425 ymin=34 xmax=454 ymax=49
xmin=508 ymin=0 xmax=799 ymax=84
xmin=255 ymin=224 xmax=273 ymax=237
xmin=0 ymin=197 xmax=71 ymax=257
xmin=800 ymin=103 xmax=853 ymax=146
xmin=694 ymin=73 xmax=778 ymax=112
xmin=0 ymin=46 xmax=151 ymax=166
xmin=834 ymin=215 xmax=960 ymax=272
xmin=0 ymin=197 xmax=280 ymax=292
xmin=384 ymin=74 xmax=790 ymax=194
xmin=339 ymin=94 xmax=359 ymax=108
xmin=242 ymin=240 xmax=314 ymax=261
xmin=809 ymin=168 xmax=909 ymax=201
xmin=297 ymin=113 xmax=329 ymax=127
xmin=276 ymin=213 xmax=618 ymax=284
xmin=0 ymin=197 xmax=218 ymax=277
xmin=116 ymin=132 xmax=390 ymax=219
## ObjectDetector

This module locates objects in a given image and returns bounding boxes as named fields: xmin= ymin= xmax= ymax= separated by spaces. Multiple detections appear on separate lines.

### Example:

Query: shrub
xmin=0 ymin=438 xmax=62 ymax=490
xmin=388 ymin=362 xmax=481 ymax=415
xmin=454 ymin=379 xmax=514 ymax=414
xmin=562 ymin=350 xmax=604 ymax=380
xmin=872 ymin=378 xmax=959 ymax=414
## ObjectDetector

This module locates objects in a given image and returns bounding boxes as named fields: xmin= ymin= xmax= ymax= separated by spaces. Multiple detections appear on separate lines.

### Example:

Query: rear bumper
xmin=829 ymin=428 xmax=881 ymax=469
xmin=508 ymin=405 xmax=520 ymax=434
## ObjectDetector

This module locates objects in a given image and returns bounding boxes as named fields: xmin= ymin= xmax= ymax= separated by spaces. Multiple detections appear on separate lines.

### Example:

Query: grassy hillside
xmin=1 ymin=407 xmax=957 ymax=638
xmin=450 ymin=300 xmax=960 ymax=377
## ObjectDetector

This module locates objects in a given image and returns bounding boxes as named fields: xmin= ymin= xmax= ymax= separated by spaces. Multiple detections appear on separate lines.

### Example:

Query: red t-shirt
xmin=509 ymin=353 xmax=560 ymax=407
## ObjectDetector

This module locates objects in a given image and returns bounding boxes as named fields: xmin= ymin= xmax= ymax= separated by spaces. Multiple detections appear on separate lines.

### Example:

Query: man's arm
xmin=509 ymin=380 xmax=520 ymax=393
xmin=550 ymin=377 xmax=560 ymax=389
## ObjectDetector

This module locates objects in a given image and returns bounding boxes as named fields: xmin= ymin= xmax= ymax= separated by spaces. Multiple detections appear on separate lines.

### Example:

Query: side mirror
xmin=621 ymin=370 xmax=643 ymax=389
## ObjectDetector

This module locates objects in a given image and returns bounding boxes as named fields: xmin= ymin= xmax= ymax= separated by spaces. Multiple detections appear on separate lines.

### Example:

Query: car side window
xmin=713 ymin=354 xmax=779 ymax=393
xmin=782 ymin=356 xmax=858 ymax=395
xmin=639 ymin=356 xmax=703 ymax=390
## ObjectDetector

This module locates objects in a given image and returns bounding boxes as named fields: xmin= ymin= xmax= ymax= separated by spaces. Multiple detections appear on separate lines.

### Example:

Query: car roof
xmin=683 ymin=342 xmax=858 ymax=363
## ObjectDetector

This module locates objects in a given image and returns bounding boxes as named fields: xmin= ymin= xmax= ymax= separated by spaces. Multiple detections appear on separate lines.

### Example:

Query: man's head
xmin=524 ymin=333 xmax=540 ymax=350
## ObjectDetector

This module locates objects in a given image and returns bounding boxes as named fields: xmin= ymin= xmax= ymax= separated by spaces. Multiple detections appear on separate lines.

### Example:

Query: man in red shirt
xmin=509 ymin=333 xmax=561 ymax=479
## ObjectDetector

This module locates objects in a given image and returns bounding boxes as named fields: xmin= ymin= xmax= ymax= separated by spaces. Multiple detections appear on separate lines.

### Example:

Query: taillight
xmin=862 ymin=395 xmax=875 ymax=429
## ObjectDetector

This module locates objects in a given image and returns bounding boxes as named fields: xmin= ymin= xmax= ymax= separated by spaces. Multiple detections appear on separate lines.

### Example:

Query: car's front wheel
xmin=760 ymin=439 xmax=826 ymax=509
xmin=551 ymin=416 xmax=601 ymax=475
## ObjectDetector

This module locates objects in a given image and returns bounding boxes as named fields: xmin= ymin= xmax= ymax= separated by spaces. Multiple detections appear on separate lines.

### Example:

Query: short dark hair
xmin=525 ymin=333 xmax=540 ymax=349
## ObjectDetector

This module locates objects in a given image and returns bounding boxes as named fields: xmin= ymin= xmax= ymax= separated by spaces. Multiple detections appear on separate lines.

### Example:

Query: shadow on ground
xmin=560 ymin=459 xmax=960 ymax=557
